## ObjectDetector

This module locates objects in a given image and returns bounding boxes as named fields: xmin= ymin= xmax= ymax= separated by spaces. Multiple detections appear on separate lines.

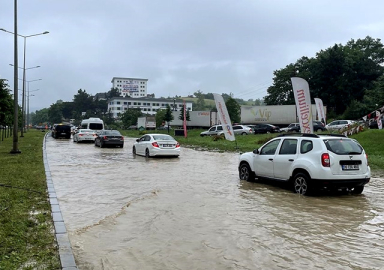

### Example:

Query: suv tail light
xmin=366 ymin=154 xmax=369 ymax=166
xmin=176 ymin=142 xmax=180 ymax=148
xmin=152 ymin=142 xmax=159 ymax=148
xmin=321 ymin=153 xmax=330 ymax=167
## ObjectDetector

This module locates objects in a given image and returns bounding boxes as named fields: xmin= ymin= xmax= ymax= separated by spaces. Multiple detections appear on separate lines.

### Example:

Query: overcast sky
xmin=1 ymin=0 xmax=384 ymax=112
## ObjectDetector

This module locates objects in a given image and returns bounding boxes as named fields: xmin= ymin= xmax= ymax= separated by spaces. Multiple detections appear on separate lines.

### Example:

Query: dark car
xmin=52 ymin=124 xmax=71 ymax=139
xmin=289 ymin=121 xmax=327 ymax=132
xmin=252 ymin=124 xmax=281 ymax=134
xmin=94 ymin=130 xmax=124 ymax=148
xmin=369 ymin=118 xmax=383 ymax=129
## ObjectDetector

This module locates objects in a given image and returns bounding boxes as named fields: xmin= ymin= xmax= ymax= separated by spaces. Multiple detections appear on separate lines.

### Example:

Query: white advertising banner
xmin=376 ymin=111 xmax=382 ymax=130
xmin=213 ymin=93 xmax=235 ymax=141
xmin=291 ymin=77 xmax=314 ymax=133
xmin=314 ymin=98 xmax=326 ymax=125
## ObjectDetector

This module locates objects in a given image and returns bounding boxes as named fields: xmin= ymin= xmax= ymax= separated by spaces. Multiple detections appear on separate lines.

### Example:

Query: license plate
xmin=162 ymin=144 xmax=173 ymax=147
xmin=342 ymin=165 xmax=359 ymax=170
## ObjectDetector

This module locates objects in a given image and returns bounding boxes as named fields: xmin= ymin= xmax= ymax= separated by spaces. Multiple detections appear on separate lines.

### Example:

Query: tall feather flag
xmin=314 ymin=98 xmax=326 ymax=125
xmin=213 ymin=93 xmax=235 ymax=141
xmin=183 ymin=100 xmax=188 ymax=137
xmin=291 ymin=77 xmax=314 ymax=133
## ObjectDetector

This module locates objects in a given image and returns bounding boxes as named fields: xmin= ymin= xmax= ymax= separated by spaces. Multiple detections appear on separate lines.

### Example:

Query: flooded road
xmin=45 ymin=135 xmax=384 ymax=270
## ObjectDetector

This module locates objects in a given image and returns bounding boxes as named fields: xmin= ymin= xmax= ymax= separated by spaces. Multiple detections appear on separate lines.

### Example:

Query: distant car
xmin=288 ymin=121 xmax=327 ymax=132
xmin=94 ymin=130 xmax=124 ymax=148
xmin=325 ymin=120 xmax=355 ymax=131
xmin=253 ymin=124 xmax=281 ymax=134
xmin=157 ymin=125 xmax=172 ymax=130
xmin=52 ymin=124 xmax=71 ymax=139
xmin=200 ymin=125 xmax=223 ymax=136
xmin=280 ymin=123 xmax=299 ymax=132
xmin=73 ymin=129 xmax=97 ymax=143
xmin=133 ymin=134 xmax=180 ymax=157
xmin=221 ymin=125 xmax=253 ymax=135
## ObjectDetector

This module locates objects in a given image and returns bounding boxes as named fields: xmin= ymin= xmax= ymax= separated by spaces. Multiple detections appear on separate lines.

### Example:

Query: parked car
xmin=52 ymin=124 xmax=71 ymax=139
xmin=217 ymin=125 xmax=253 ymax=136
xmin=157 ymin=125 xmax=172 ymax=130
xmin=288 ymin=121 xmax=327 ymax=132
xmin=325 ymin=120 xmax=355 ymax=131
xmin=94 ymin=130 xmax=124 ymax=148
xmin=200 ymin=125 xmax=223 ymax=136
xmin=238 ymin=133 xmax=370 ymax=195
xmin=73 ymin=129 xmax=97 ymax=143
xmin=252 ymin=124 xmax=281 ymax=134
xmin=280 ymin=123 xmax=299 ymax=132
xmin=369 ymin=117 xmax=384 ymax=129
xmin=132 ymin=134 xmax=180 ymax=157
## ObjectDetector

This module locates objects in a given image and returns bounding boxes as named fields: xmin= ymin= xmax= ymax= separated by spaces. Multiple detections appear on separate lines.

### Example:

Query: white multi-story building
xmin=111 ymin=77 xmax=148 ymax=98
xmin=108 ymin=97 xmax=193 ymax=118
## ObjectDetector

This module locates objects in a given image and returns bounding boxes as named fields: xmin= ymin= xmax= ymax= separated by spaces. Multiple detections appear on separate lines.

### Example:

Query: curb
xmin=43 ymin=133 xmax=78 ymax=270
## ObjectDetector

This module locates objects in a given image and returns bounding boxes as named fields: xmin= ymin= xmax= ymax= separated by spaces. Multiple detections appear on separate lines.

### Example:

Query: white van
xmin=80 ymin=118 xmax=104 ymax=131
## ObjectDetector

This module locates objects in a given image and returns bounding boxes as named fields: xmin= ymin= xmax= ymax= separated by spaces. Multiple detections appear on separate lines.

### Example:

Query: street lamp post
xmin=0 ymin=28 xmax=49 ymax=138
xmin=11 ymin=65 xmax=40 ymax=136
xmin=27 ymin=88 xmax=40 ymax=130
xmin=10 ymin=0 xmax=20 ymax=153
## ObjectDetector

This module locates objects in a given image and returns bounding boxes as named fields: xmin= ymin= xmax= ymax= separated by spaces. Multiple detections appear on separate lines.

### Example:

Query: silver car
xmin=218 ymin=125 xmax=254 ymax=135
xmin=73 ymin=129 xmax=97 ymax=143
xmin=200 ymin=125 xmax=223 ymax=136
xmin=326 ymin=120 xmax=355 ymax=131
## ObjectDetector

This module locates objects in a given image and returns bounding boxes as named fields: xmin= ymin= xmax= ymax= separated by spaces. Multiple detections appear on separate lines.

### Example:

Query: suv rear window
xmin=324 ymin=139 xmax=362 ymax=155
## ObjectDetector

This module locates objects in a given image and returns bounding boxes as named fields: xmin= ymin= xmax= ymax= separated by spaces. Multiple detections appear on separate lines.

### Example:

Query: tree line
xmin=265 ymin=36 xmax=384 ymax=119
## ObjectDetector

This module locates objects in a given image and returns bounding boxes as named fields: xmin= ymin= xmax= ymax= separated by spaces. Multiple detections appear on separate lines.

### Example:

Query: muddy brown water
xmin=45 ymin=136 xmax=384 ymax=270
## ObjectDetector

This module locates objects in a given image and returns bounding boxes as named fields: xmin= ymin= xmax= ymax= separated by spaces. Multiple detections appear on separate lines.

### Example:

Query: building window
xmin=134 ymin=102 xmax=137 ymax=105
xmin=124 ymin=102 xmax=127 ymax=105
xmin=117 ymin=101 xmax=121 ymax=105
xmin=117 ymin=107 xmax=121 ymax=110
xmin=128 ymin=102 xmax=131 ymax=105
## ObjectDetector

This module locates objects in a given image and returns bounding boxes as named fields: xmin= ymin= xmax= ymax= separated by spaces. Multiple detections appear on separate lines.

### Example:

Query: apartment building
xmin=108 ymin=97 xmax=193 ymax=118
xmin=111 ymin=77 xmax=148 ymax=98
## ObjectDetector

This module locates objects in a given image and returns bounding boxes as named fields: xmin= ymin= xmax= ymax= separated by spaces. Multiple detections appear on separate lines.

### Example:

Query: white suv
xmin=238 ymin=133 xmax=370 ymax=195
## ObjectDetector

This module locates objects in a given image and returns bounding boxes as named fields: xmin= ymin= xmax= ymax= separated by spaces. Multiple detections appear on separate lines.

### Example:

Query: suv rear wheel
xmin=239 ymin=163 xmax=255 ymax=181
xmin=293 ymin=172 xmax=311 ymax=195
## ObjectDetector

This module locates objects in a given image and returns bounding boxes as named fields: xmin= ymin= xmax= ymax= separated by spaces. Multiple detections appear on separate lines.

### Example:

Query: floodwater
xmin=45 ymin=135 xmax=384 ymax=270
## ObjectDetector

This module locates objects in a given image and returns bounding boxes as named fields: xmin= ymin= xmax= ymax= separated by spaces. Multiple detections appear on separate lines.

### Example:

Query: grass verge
xmin=0 ymin=129 xmax=61 ymax=270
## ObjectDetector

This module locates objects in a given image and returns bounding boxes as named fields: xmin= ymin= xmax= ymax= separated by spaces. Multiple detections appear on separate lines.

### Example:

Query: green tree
xmin=107 ymin=87 xmax=121 ymax=98
xmin=73 ymin=89 xmax=94 ymax=117
xmin=178 ymin=105 xmax=191 ymax=121
xmin=225 ymin=97 xmax=241 ymax=123
xmin=120 ymin=108 xmax=143 ymax=129
xmin=31 ymin=108 xmax=49 ymax=125
xmin=0 ymin=79 xmax=13 ymax=126
xmin=264 ymin=37 xmax=384 ymax=116
xmin=163 ymin=104 xmax=174 ymax=129
xmin=194 ymin=90 xmax=206 ymax=110
xmin=155 ymin=109 xmax=166 ymax=127
xmin=48 ymin=103 xmax=63 ymax=124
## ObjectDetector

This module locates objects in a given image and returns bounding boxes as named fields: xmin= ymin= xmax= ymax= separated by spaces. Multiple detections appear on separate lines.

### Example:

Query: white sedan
xmin=133 ymin=134 xmax=180 ymax=157
xmin=73 ymin=129 xmax=97 ymax=143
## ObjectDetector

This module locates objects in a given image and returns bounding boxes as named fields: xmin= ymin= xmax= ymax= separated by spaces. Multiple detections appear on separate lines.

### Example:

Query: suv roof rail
xmin=277 ymin=133 xmax=319 ymax=138
xmin=320 ymin=134 xmax=347 ymax=138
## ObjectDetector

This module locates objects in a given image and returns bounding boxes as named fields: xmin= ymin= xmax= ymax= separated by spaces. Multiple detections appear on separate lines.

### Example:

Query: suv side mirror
xmin=253 ymin=149 xmax=259 ymax=154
